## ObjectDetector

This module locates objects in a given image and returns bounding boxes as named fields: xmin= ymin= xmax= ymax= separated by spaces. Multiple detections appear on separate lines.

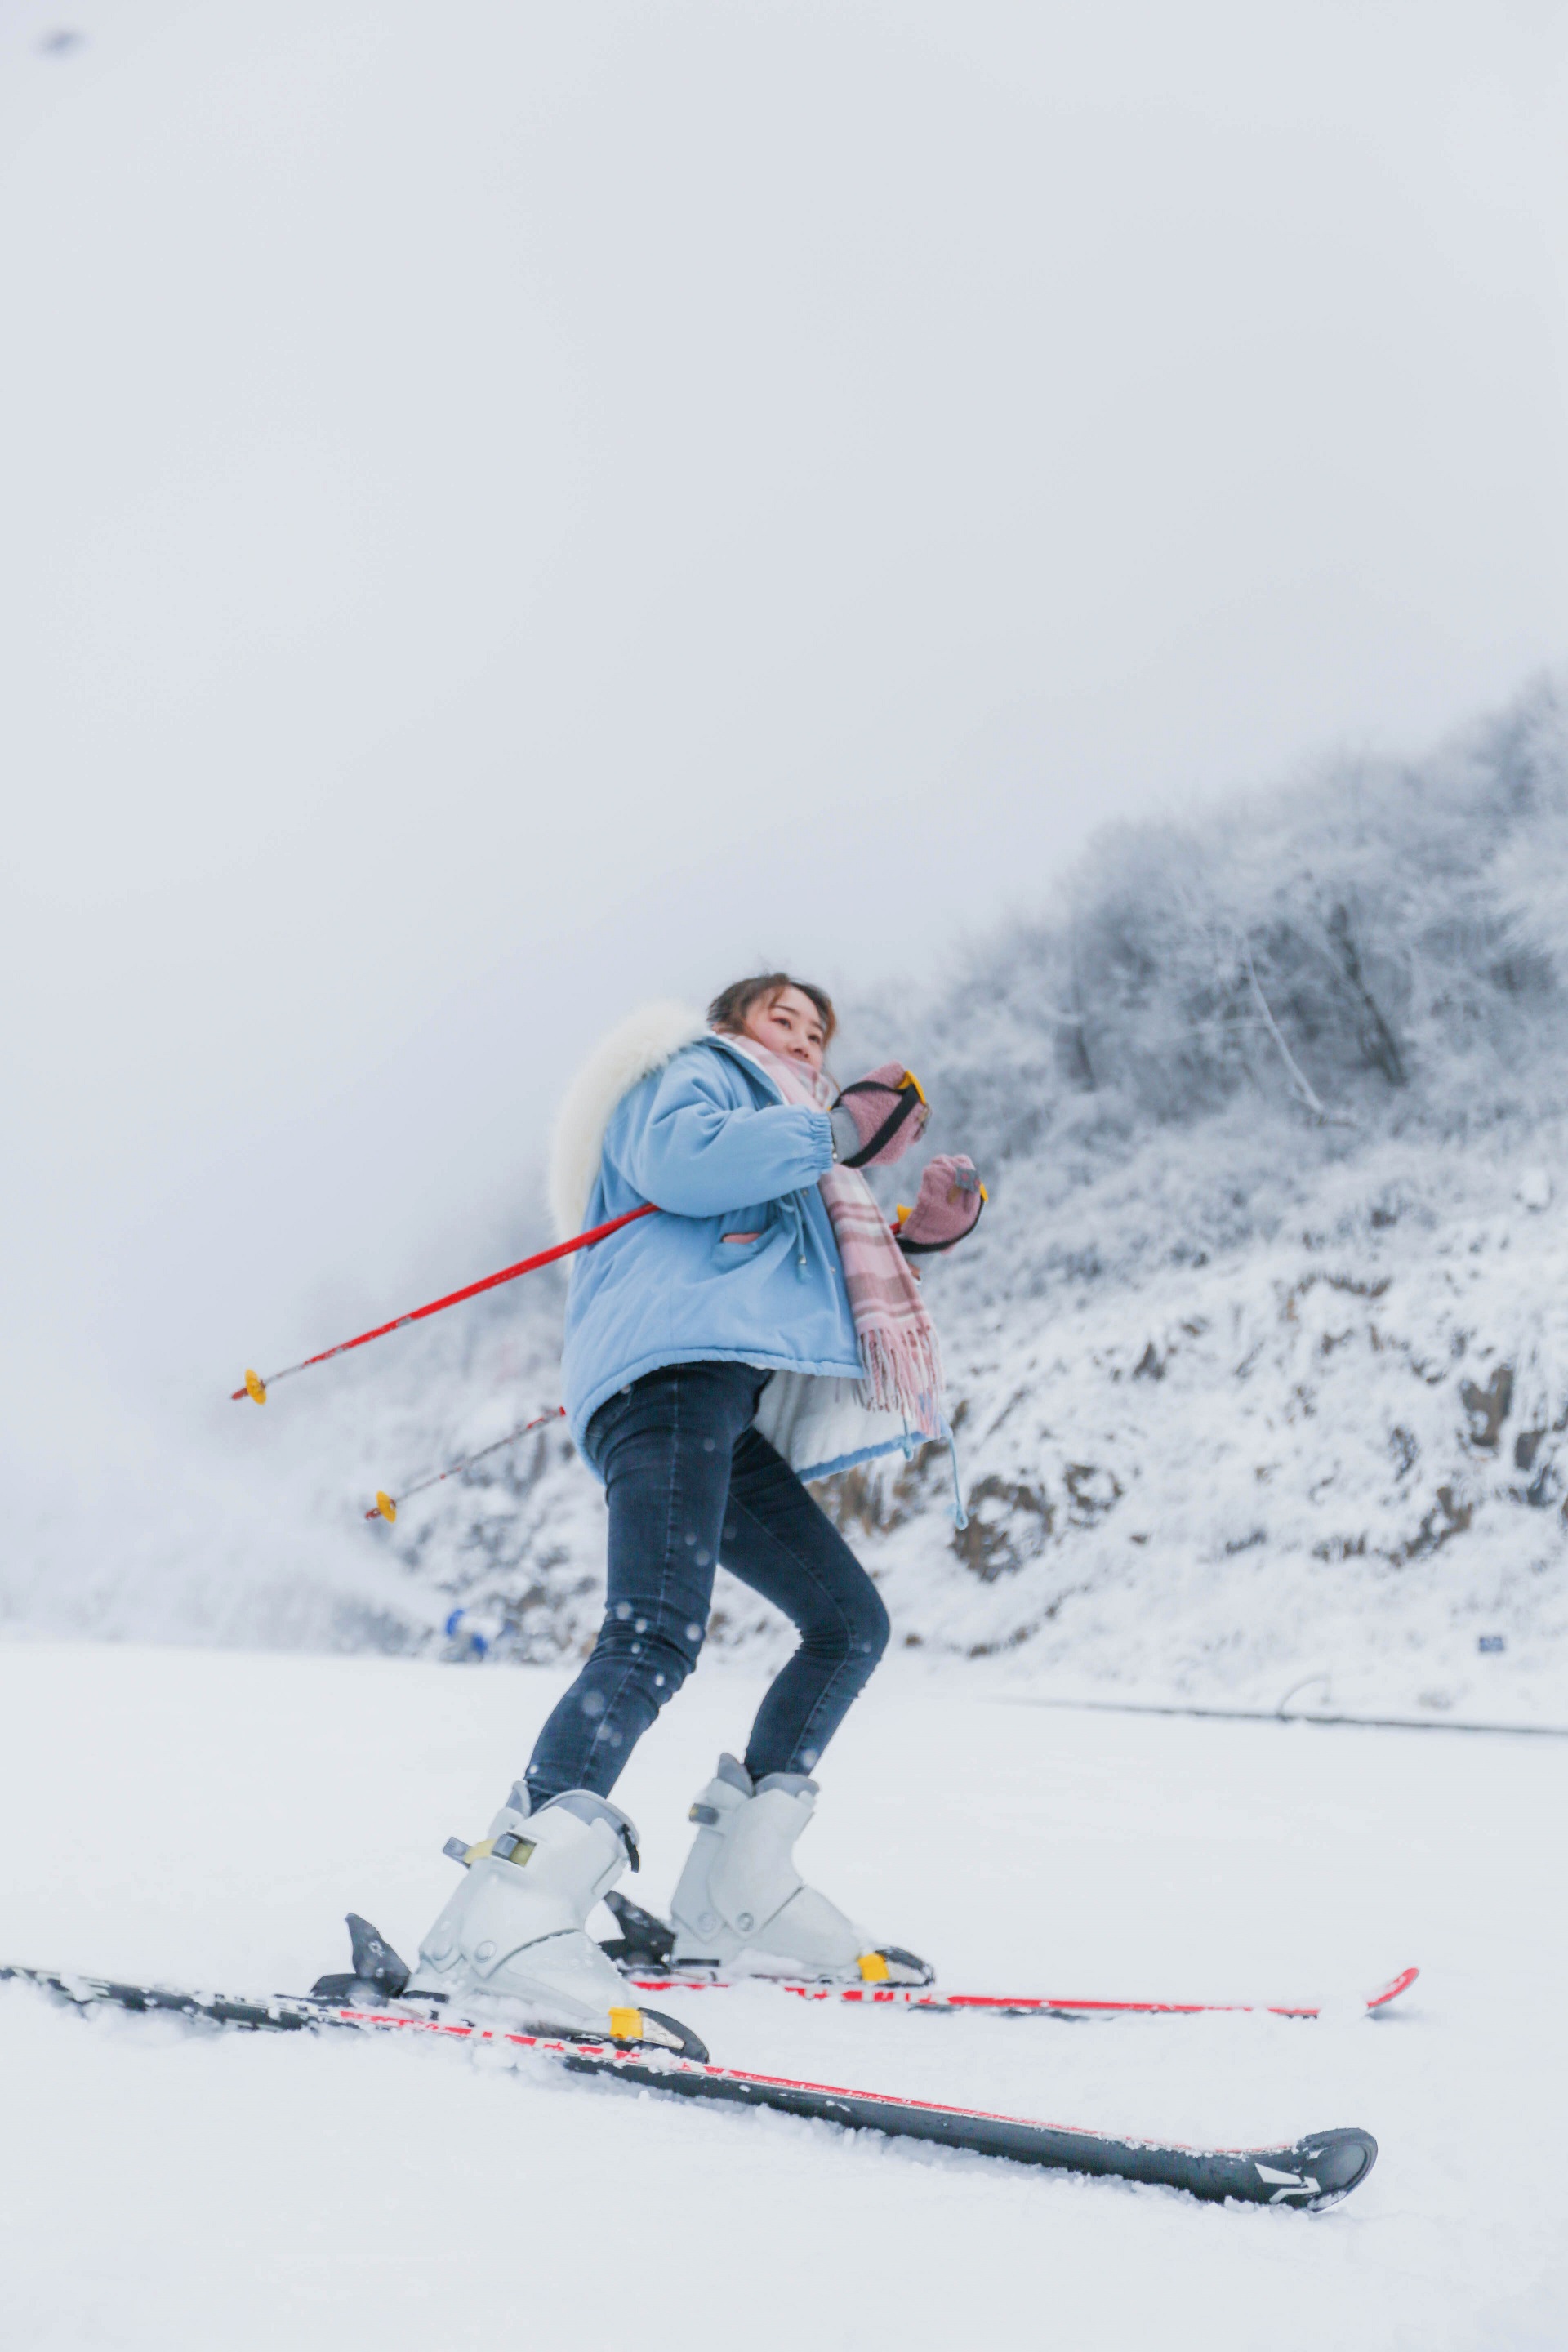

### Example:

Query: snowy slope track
xmin=5 ymin=1644 xmax=1565 ymax=2349
xmin=0 ymin=1967 xmax=1377 ymax=2209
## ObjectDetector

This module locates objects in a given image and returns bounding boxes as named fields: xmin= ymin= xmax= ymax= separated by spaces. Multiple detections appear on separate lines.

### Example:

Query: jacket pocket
xmin=713 ymin=1207 xmax=774 ymax=1263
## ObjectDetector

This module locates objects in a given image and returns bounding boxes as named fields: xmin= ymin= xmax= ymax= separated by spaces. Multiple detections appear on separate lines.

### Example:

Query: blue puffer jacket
xmin=562 ymin=1035 xmax=864 ymax=1460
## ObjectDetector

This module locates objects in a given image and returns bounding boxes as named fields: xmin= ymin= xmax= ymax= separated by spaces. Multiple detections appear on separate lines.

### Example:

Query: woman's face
xmin=742 ymin=985 xmax=827 ymax=1071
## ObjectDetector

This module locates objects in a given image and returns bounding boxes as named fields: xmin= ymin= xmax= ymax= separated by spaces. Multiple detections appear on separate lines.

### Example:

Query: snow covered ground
xmin=2 ymin=1638 xmax=1563 ymax=2350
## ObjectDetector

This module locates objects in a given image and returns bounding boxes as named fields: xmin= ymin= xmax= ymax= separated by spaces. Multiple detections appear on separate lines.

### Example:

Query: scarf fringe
xmin=856 ymin=1321 xmax=946 ymax=1440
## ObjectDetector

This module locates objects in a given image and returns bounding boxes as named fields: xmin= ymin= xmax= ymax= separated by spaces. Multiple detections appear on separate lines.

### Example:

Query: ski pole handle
xmin=234 ymin=1205 xmax=658 ymax=1401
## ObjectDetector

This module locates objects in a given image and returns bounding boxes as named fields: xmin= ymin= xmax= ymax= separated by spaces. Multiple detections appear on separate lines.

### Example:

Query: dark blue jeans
xmin=524 ymin=1362 xmax=891 ymax=1806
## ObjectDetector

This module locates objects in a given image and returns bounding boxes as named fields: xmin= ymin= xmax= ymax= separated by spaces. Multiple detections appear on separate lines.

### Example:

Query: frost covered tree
xmin=912 ymin=672 xmax=1568 ymax=1180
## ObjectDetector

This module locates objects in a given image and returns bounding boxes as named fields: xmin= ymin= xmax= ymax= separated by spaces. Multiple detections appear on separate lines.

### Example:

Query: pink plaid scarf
xmin=719 ymin=1031 xmax=946 ymax=1440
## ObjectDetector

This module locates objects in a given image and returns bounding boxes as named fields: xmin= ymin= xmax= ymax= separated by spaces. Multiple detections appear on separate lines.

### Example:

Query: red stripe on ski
xmin=208 ymin=2002 xmax=1370 ymax=2154
xmin=324 ymin=2007 xmax=1125 ymax=2127
xmin=620 ymin=1964 xmax=1419 ymax=2019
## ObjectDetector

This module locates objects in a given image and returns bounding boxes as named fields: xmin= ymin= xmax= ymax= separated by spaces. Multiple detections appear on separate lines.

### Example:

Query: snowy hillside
xmin=878 ymin=671 xmax=1568 ymax=1717
xmin=19 ymin=679 xmax=1568 ymax=1723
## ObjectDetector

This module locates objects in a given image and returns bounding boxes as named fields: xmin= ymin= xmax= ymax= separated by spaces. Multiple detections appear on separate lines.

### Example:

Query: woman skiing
xmin=407 ymin=976 xmax=985 ymax=2046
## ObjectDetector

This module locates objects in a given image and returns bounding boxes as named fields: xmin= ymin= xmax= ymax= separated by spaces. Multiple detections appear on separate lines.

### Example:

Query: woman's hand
xmin=893 ymin=1156 xmax=987 ymax=1254
xmin=828 ymin=1066 xmax=929 ymax=1167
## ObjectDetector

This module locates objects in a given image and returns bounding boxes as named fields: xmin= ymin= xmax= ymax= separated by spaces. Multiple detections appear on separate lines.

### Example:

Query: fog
xmin=2 ymin=0 xmax=1565 ymax=1493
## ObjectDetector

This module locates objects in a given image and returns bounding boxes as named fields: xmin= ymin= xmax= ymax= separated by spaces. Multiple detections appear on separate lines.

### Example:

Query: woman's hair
xmin=708 ymin=972 xmax=837 ymax=1046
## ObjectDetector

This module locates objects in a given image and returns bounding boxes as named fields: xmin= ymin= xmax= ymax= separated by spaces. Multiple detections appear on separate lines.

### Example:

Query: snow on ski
xmin=1 ymin=1962 xmax=1378 ymax=2208
xmin=617 ymin=1963 xmax=1420 ymax=2020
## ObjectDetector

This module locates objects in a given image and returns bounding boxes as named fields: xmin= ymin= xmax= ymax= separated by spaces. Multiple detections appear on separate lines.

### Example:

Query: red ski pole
xmin=233 ymin=1205 xmax=657 ymax=1404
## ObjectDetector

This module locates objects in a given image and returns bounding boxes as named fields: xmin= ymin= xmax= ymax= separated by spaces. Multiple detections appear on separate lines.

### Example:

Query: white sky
xmin=2 ymin=0 xmax=1566 ymax=1464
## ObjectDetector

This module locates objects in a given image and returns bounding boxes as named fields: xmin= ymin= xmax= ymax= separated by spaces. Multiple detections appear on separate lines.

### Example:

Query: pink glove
xmin=893 ymin=1155 xmax=987 ymax=1254
xmin=828 ymin=1065 xmax=929 ymax=1168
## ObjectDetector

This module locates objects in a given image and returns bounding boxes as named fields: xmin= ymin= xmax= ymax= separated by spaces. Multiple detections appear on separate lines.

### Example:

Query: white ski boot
xmin=669 ymin=1754 xmax=933 ymax=1984
xmin=406 ymin=1786 xmax=704 ymax=2055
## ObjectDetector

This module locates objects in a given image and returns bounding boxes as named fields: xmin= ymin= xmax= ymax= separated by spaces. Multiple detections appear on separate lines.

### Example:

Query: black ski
xmin=2 ymin=1960 xmax=1377 ymax=2209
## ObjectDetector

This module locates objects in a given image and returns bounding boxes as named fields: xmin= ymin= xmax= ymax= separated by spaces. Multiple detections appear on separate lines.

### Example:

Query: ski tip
xmin=1296 ymin=2127 xmax=1378 ymax=2207
xmin=1364 ymin=1966 xmax=1419 ymax=2011
xmin=369 ymin=1491 xmax=397 ymax=1523
xmin=238 ymin=1368 xmax=267 ymax=1405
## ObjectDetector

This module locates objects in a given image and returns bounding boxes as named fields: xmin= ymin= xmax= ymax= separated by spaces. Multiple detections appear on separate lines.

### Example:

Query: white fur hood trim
xmin=547 ymin=1000 xmax=710 ymax=1240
